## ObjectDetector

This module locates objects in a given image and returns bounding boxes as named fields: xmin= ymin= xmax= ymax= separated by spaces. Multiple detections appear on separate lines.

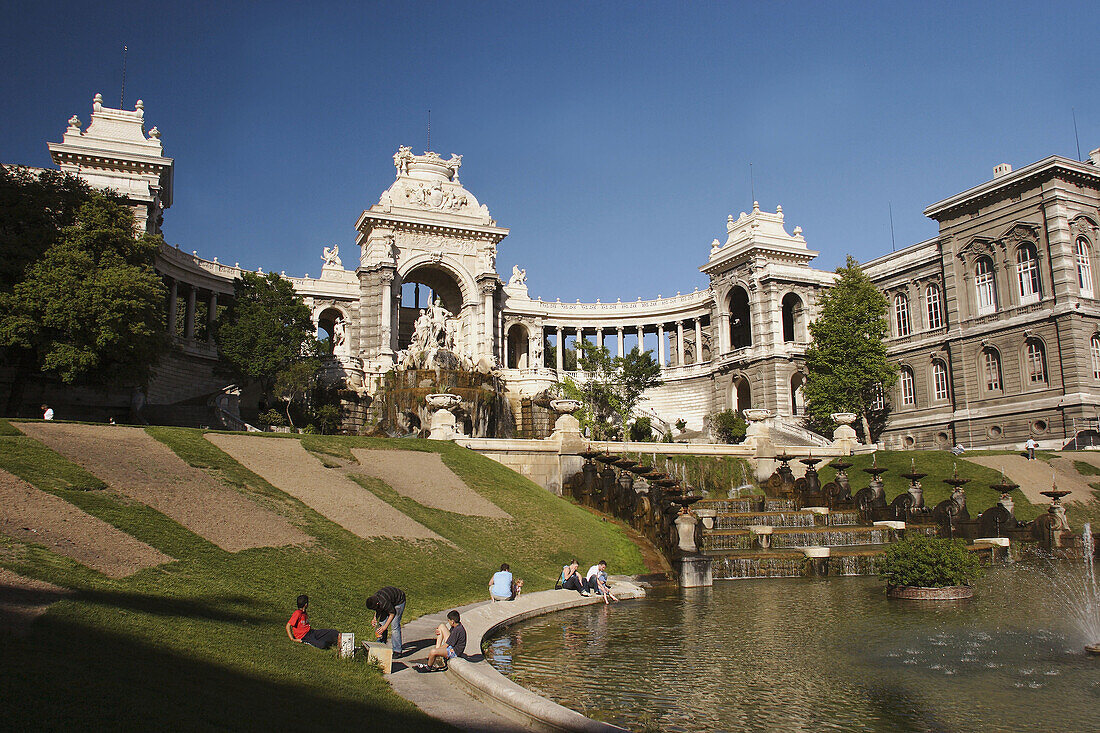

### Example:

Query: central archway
xmin=397 ymin=262 xmax=467 ymax=352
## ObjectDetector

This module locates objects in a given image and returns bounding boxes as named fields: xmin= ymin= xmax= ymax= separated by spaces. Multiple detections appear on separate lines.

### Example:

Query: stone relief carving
xmin=394 ymin=297 xmax=472 ymax=370
xmin=401 ymin=232 xmax=476 ymax=254
xmin=508 ymin=265 xmax=527 ymax=287
xmin=321 ymin=244 xmax=342 ymax=268
xmin=404 ymin=181 xmax=469 ymax=211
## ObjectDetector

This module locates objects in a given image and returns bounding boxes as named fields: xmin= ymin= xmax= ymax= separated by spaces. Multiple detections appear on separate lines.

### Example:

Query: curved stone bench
xmin=445 ymin=579 xmax=646 ymax=733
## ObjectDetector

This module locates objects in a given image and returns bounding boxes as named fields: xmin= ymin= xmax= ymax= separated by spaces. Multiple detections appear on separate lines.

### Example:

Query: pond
xmin=483 ymin=567 xmax=1100 ymax=732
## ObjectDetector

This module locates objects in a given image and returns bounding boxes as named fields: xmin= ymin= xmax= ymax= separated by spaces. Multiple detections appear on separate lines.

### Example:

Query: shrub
xmin=705 ymin=409 xmax=746 ymax=444
xmin=629 ymin=417 xmax=654 ymax=442
xmin=258 ymin=408 xmax=286 ymax=427
xmin=877 ymin=534 xmax=983 ymax=588
xmin=675 ymin=418 xmax=687 ymax=433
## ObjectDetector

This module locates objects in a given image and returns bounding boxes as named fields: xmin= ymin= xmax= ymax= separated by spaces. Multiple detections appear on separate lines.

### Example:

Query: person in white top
xmin=1025 ymin=438 xmax=1038 ymax=461
xmin=585 ymin=560 xmax=618 ymax=604
xmin=41 ymin=404 xmax=54 ymax=420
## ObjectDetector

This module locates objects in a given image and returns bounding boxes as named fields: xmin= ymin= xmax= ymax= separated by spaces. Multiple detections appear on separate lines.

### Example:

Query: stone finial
xmin=93 ymin=92 xmax=103 ymax=109
xmin=793 ymin=226 xmax=803 ymax=236
xmin=776 ymin=204 xmax=783 ymax=217
xmin=148 ymin=126 xmax=160 ymax=139
xmin=753 ymin=200 xmax=760 ymax=212
xmin=135 ymin=99 xmax=144 ymax=110
xmin=711 ymin=238 xmax=721 ymax=254
xmin=68 ymin=115 xmax=81 ymax=130
xmin=727 ymin=214 xmax=734 ymax=223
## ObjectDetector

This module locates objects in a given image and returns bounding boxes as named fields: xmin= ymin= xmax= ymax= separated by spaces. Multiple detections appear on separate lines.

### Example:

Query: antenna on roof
xmin=749 ymin=162 xmax=755 ymax=203
xmin=1073 ymin=108 xmax=1082 ymax=161
xmin=889 ymin=202 xmax=897 ymax=252
xmin=120 ymin=44 xmax=128 ymax=109
xmin=427 ymin=109 xmax=431 ymax=152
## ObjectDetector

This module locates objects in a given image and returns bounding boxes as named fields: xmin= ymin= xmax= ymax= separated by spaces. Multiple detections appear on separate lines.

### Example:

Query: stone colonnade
xmin=164 ymin=275 xmax=220 ymax=344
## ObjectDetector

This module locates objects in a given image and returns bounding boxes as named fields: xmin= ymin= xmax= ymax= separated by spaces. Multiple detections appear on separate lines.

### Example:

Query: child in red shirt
xmin=286 ymin=594 xmax=339 ymax=649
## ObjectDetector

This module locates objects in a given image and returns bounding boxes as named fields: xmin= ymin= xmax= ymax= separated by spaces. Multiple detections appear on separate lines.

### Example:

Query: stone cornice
xmin=924 ymin=156 xmax=1100 ymax=222
xmin=355 ymin=210 xmax=509 ymax=243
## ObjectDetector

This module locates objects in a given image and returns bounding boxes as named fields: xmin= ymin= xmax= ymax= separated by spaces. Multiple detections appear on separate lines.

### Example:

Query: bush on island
xmin=878 ymin=534 xmax=983 ymax=589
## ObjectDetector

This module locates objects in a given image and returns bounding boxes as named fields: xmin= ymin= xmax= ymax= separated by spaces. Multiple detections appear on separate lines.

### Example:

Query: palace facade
xmin=7 ymin=93 xmax=1100 ymax=449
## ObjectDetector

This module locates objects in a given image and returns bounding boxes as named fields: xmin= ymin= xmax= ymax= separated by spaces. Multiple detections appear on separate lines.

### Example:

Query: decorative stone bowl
xmin=887 ymin=585 xmax=974 ymax=600
xmin=1086 ymin=644 xmax=1100 ymax=656
xmin=743 ymin=408 xmax=773 ymax=422
xmin=830 ymin=412 xmax=857 ymax=426
xmin=549 ymin=399 xmax=582 ymax=415
xmin=425 ymin=393 xmax=461 ymax=411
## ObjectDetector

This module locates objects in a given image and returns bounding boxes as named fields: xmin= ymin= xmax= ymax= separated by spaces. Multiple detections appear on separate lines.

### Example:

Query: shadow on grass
xmin=0 ymin=614 xmax=453 ymax=732
xmin=72 ymin=587 xmax=270 ymax=624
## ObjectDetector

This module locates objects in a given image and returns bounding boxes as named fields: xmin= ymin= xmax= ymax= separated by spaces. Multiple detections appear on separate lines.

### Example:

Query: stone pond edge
xmin=442 ymin=579 xmax=647 ymax=733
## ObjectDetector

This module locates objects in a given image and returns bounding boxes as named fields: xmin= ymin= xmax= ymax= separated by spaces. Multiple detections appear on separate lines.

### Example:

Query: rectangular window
xmin=1026 ymin=342 xmax=1046 ymax=384
xmin=983 ymin=351 xmax=1001 ymax=392
xmin=933 ymin=363 xmax=949 ymax=401
xmin=926 ymin=286 xmax=943 ymax=330
xmin=900 ymin=370 xmax=915 ymax=406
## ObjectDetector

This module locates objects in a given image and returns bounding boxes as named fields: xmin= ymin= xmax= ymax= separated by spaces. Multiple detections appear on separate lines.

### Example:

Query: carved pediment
xmin=1071 ymin=215 xmax=1098 ymax=238
xmin=955 ymin=236 xmax=1000 ymax=262
xmin=998 ymin=221 xmax=1041 ymax=249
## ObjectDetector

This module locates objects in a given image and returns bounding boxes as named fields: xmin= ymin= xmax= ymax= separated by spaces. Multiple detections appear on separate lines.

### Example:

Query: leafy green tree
xmin=272 ymin=358 xmax=321 ymax=429
xmin=804 ymin=256 xmax=897 ymax=441
xmin=0 ymin=165 xmax=99 ymax=294
xmin=0 ymin=193 xmax=167 ymax=397
xmin=705 ymin=409 xmax=747 ymax=444
xmin=562 ymin=341 xmax=663 ymax=439
xmin=215 ymin=272 xmax=321 ymax=395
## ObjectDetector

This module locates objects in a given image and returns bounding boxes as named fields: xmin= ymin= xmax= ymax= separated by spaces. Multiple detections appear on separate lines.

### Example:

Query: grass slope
xmin=818 ymin=450 xmax=1043 ymax=521
xmin=0 ymin=426 xmax=644 ymax=731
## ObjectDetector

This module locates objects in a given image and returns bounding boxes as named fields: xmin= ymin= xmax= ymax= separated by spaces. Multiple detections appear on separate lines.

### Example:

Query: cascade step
xmin=714 ymin=509 xmax=860 ymax=529
xmin=703 ymin=525 xmax=898 ymax=551
xmin=695 ymin=497 xmax=794 ymax=513
xmin=709 ymin=548 xmax=885 ymax=579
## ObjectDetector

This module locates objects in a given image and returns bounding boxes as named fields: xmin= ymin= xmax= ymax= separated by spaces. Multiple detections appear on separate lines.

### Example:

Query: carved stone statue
xmin=393 ymin=146 xmax=412 ymax=175
xmin=412 ymin=308 xmax=434 ymax=351
xmin=332 ymin=319 xmax=346 ymax=352
xmin=508 ymin=265 xmax=527 ymax=287
xmin=321 ymin=244 xmax=342 ymax=268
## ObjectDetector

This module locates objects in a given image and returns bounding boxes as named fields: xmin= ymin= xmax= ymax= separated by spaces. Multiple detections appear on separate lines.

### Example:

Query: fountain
xmin=854 ymin=454 xmax=889 ymax=518
xmin=891 ymin=458 xmax=930 ymax=522
xmin=1082 ymin=524 xmax=1100 ymax=655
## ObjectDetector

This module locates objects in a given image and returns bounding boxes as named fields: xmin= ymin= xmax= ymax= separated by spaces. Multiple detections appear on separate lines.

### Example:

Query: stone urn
xmin=674 ymin=511 xmax=699 ymax=553
xmin=743 ymin=408 xmax=773 ymax=422
xmin=887 ymin=585 xmax=974 ymax=600
xmin=549 ymin=399 xmax=583 ymax=435
xmin=831 ymin=412 xmax=860 ymax=447
xmin=425 ymin=393 xmax=462 ymax=441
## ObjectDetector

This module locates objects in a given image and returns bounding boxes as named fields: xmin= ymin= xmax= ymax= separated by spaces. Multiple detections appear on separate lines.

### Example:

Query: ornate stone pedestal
xmin=676 ymin=555 xmax=713 ymax=588
xmin=426 ymin=393 xmax=462 ymax=440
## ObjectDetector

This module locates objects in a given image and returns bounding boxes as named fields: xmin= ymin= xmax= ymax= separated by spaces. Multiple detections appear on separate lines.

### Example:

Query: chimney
xmin=1089 ymin=147 xmax=1100 ymax=166
xmin=993 ymin=163 xmax=1012 ymax=178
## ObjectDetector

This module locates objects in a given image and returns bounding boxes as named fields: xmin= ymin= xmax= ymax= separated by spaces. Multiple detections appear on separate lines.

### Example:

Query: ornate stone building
xmin=8 ymin=92 xmax=1100 ymax=448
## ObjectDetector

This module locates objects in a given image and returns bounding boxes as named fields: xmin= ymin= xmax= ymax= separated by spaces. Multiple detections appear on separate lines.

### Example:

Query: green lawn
xmin=0 ymin=426 xmax=644 ymax=731
xmin=817 ymin=450 xmax=1044 ymax=521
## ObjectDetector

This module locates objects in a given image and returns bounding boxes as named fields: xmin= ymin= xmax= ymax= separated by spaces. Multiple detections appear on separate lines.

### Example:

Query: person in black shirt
xmin=416 ymin=610 xmax=466 ymax=672
xmin=365 ymin=586 xmax=406 ymax=657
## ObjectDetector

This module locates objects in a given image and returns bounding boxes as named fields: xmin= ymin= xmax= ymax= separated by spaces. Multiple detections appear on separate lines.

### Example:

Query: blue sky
xmin=3 ymin=1 xmax=1098 ymax=302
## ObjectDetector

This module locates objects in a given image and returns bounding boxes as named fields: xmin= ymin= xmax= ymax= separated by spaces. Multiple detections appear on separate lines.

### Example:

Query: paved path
xmin=965 ymin=454 xmax=1094 ymax=504
xmin=389 ymin=580 xmax=645 ymax=732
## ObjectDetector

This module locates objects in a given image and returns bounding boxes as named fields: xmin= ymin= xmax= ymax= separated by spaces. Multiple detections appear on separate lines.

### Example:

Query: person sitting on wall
xmin=415 ymin=610 xmax=466 ymax=672
xmin=489 ymin=563 xmax=524 ymax=601
xmin=41 ymin=404 xmax=54 ymax=420
xmin=951 ymin=444 xmax=966 ymax=456
xmin=286 ymin=594 xmax=340 ymax=649
xmin=557 ymin=559 xmax=589 ymax=596
xmin=585 ymin=560 xmax=618 ymax=604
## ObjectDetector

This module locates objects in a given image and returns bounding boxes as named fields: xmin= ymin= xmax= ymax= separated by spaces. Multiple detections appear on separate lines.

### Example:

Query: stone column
xmin=207 ymin=291 xmax=218 ymax=343
xmin=718 ymin=313 xmax=731 ymax=353
xmin=637 ymin=325 xmax=645 ymax=354
xmin=483 ymin=286 xmax=494 ymax=358
xmin=166 ymin=279 xmax=178 ymax=336
xmin=695 ymin=319 xmax=703 ymax=363
xmin=556 ymin=326 xmax=564 ymax=372
xmin=617 ymin=327 xmax=624 ymax=357
xmin=596 ymin=327 xmax=603 ymax=353
xmin=657 ymin=324 xmax=666 ymax=367
xmin=677 ymin=321 xmax=685 ymax=365
xmin=184 ymin=285 xmax=197 ymax=340
xmin=577 ymin=325 xmax=584 ymax=352
xmin=379 ymin=271 xmax=394 ymax=358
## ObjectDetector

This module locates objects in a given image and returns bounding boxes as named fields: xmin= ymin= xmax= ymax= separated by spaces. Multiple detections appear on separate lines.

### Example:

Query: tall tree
xmin=804 ymin=256 xmax=897 ymax=441
xmin=0 ymin=192 xmax=167 ymax=395
xmin=0 ymin=165 xmax=98 ymax=294
xmin=215 ymin=271 xmax=320 ymax=395
xmin=562 ymin=341 xmax=663 ymax=439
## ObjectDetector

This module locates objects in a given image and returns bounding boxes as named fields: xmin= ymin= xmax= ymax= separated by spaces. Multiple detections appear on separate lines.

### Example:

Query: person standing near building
xmin=1025 ymin=437 xmax=1038 ymax=461
xmin=366 ymin=586 xmax=406 ymax=657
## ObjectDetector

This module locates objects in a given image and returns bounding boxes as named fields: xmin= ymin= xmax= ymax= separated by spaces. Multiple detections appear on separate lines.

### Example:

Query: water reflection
xmin=483 ymin=568 xmax=1100 ymax=732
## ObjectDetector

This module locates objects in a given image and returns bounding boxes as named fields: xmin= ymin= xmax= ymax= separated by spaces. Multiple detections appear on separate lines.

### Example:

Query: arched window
xmin=870 ymin=383 xmax=885 ymax=411
xmin=1015 ymin=244 xmax=1041 ymax=303
xmin=975 ymin=257 xmax=997 ymax=314
xmin=982 ymin=347 xmax=1002 ymax=392
xmin=1077 ymin=237 xmax=1094 ymax=297
xmin=894 ymin=293 xmax=911 ymax=337
xmin=1025 ymin=339 xmax=1047 ymax=385
xmin=781 ymin=293 xmax=804 ymax=343
xmin=931 ymin=360 xmax=949 ymax=402
xmin=899 ymin=367 xmax=915 ymax=406
xmin=925 ymin=283 xmax=943 ymax=330
xmin=1092 ymin=334 xmax=1100 ymax=380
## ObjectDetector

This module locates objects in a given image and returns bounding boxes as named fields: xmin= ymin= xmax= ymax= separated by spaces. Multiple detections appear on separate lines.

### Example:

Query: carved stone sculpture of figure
xmin=322 ymin=244 xmax=342 ymax=268
xmin=393 ymin=146 xmax=412 ymax=175
xmin=444 ymin=317 xmax=458 ymax=351
xmin=412 ymin=308 xmax=434 ymax=351
xmin=332 ymin=319 xmax=346 ymax=351
xmin=428 ymin=297 xmax=449 ymax=343
xmin=508 ymin=265 xmax=527 ymax=287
